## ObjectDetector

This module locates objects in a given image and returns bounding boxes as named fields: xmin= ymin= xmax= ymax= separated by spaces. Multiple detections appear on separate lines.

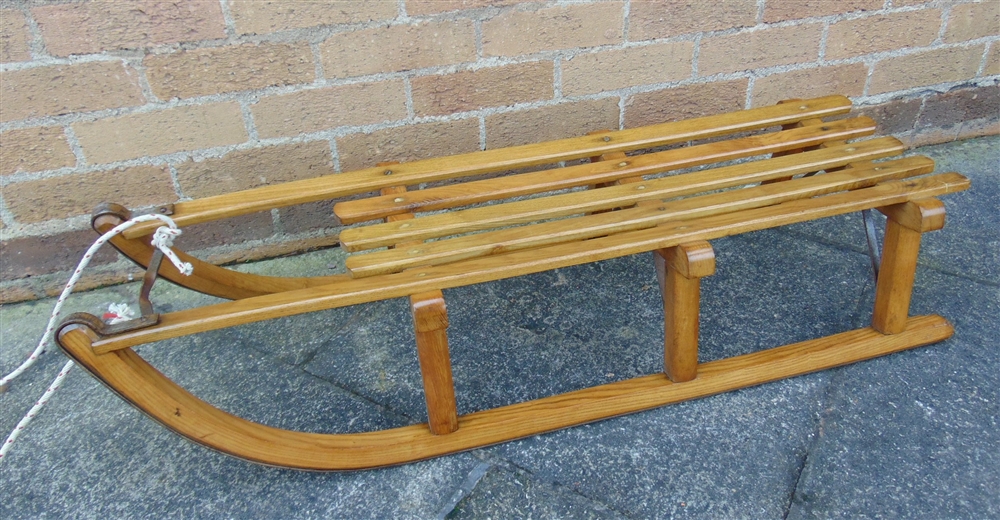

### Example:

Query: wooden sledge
xmin=56 ymin=95 xmax=969 ymax=470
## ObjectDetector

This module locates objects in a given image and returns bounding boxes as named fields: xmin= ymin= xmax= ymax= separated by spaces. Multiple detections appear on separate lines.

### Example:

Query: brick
xmin=826 ymin=9 xmax=942 ymax=60
xmin=945 ymin=2 xmax=1000 ymax=43
xmin=1 ymin=228 xmax=119 ymax=281
xmin=337 ymin=118 xmax=480 ymax=171
xmin=32 ymin=1 xmax=225 ymax=57
xmin=252 ymin=81 xmax=407 ymax=139
xmin=229 ymin=0 xmax=396 ymax=35
xmin=0 ymin=61 xmax=144 ymax=123
xmin=321 ymin=20 xmax=476 ymax=78
xmin=482 ymin=2 xmax=623 ymax=57
xmin=1 ymin=9 xmax=31 ymax=63
xmin=73 ymin=102 xmax=247 ymax=164
xmin=4 ymin=165 xmax=175 ymax=224
xmin=624 ymin=79 xmax=748 ymax=128
xmin=0 ymin=126 xmax=76 ymax=175
xmin=485 ymin=98 xmax=620 ymax=148
xmin=562 ymin=41 xmax=693 ymax=96
xmin=630 ymin=0 xmax=757 ymax=40
xmin=279 ymin=201 xmax=341 ymax=235
xmin=0 ymin=280 xmax=39 ymax=304
xmin=986 ymin=44 xmax=1000 ymax=76
xmin=204 ymin=235 xmax=341 ymax=266
xmin=406 ymin=0 xmax=520 ymax=16
xmin=699 ymin=24 xmax=822 ymax=76
xmin=40 ymin=268 xmax=144 ymax=299
xmin=957 ymin=117 xmax=1000 ymax=141
xmin=172 ymin=212 xmax=274 ymax=252
xmin=176 ymin=141 xmax=335 ymax=198
xmin=763 ymin=0 xmax=882 ymax=22
xmin=751 ymin=63 xmax=868 ymax=107
xmin=145 ymin=43 xmax=315 ymax=100
xmin=411 ymin=61 xmax=553 ymax=116
xmin=906 ymin=125 xmax=960 ymax=147
xmin=869 ymin=45 xmax=985 ymax=95
xmin=853 ymin=97 xmax=924 ymax=136
xmin=916 ymin=84 xmax=1000 ymax=130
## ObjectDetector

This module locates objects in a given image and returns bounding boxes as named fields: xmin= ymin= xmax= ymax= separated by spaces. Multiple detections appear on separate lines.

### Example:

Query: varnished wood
xmin=95 ymin=214 xmax=347 ymax=300
xmin=872 ymin=199 xmax=946 ymax=334
xmin=878 ymin=198 xmax=946 ymax=232
xmin=655 ymin=242 xmax=715 ymax=382
xmin=58 ymin=315 xmax=953 ymax=470
xmin=64 ymin=96 xmax=971 ymax=471
xmin=124 ymin=95 xmax=854 ymax=238
xmin=334 ymin=116 xmax=876 ymax=224
xmin=344 ymin=157 xmax=935 ymax=277
xmin=586 ymin=129 xmax=635 ymax=213
xmin=410 ymin=291 xmax=459 ymax=435
xmin=339 ymin=136 xmax=904 ymax=253
xmin=89 ymin=173 xmax=969 ymax=354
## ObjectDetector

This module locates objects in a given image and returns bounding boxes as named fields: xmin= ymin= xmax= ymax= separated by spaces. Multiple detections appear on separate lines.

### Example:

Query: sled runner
xmin=56 ymin=95 xmax=969 ymax=470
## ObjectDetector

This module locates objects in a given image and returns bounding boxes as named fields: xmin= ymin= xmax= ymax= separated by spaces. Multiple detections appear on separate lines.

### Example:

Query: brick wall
xmin=1 ymin=0 xmax=998 ymax=303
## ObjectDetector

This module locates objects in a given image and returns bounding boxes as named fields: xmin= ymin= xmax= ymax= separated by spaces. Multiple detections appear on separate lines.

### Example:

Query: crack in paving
xmin=784 ymin=368 xmax=843 ymax=520
xmin=464 ymin=451 xmax=635 ymax=518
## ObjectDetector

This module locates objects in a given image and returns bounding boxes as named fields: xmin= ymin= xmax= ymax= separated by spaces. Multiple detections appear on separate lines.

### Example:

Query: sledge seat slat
xmin=333 ymin=115 xmax=876 ymax=225
xmin=121 ymin=95 xmax=855 ymax=239
xmin=338 ymin=135 xmax=903 ymax=254
xmin=344 ymin=156 xmax=936 ymax=277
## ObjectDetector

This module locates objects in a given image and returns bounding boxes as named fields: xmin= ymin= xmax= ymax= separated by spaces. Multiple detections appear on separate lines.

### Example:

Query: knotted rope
xmin=0 ymin=213 xmax=192 ymax=462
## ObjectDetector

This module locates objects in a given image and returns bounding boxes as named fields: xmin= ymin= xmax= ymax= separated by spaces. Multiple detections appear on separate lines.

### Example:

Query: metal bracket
xmin=862 ymin=209 xmax=882 ymax=282
xmin=57 ymin=242 xmax=165 ymax=340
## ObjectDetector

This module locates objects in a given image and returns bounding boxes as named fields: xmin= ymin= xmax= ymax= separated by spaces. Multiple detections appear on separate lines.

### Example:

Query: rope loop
xmin=0 ymin=212 xmax=193 ymax=462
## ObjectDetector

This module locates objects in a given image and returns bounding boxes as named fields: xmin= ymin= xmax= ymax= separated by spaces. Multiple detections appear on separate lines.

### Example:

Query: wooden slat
xmin=91 ymin=172 xmax=969 ymax=353
xmin=334 ymin=116 xmax=875 ymax=224
xmin=339 ymin=136 xmax=905 ymax=252
xmin=123 ymin=95 xmax=854 ymax=239
xmin=344 ymin=156 xmax=935 ymax=277
xmin=61 ymin=315 xmax=952 ymax=470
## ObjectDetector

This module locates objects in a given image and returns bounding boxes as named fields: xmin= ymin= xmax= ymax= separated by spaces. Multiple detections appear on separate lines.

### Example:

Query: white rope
xmin=0 ymin=213 xmax=192 ymax=462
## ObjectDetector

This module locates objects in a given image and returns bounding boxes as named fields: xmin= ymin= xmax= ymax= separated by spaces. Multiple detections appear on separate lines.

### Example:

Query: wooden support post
xmin=872 ymin=198 xmax=946 ymax=334
xmin=381 ymin=161 xmax=458 ymax=434
xmin=654 ymin=241 xmax=716 ymax=383
xmin=410 ymin=290 xmax=460 ymax=435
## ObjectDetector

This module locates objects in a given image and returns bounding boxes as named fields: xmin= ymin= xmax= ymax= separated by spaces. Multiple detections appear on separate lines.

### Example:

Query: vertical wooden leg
xmin=410 ymin=290 xmax=459 ymax=435
xmin=872 ymin=199 xmax=946 ymax=334
xmin=654 ymin=241 xmax=716 ymax=383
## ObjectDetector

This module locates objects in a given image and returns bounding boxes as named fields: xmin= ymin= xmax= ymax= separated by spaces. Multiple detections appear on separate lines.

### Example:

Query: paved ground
xmin=1 ymin=136 xmax=997 ymax=519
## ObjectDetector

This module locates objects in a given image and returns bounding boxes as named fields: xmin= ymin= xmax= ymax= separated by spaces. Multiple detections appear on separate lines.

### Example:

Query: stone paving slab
xmin=783 ymin=136 xmax=999 ymax=284
xmin=0 ymin=136 xmax=996 ymax=518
